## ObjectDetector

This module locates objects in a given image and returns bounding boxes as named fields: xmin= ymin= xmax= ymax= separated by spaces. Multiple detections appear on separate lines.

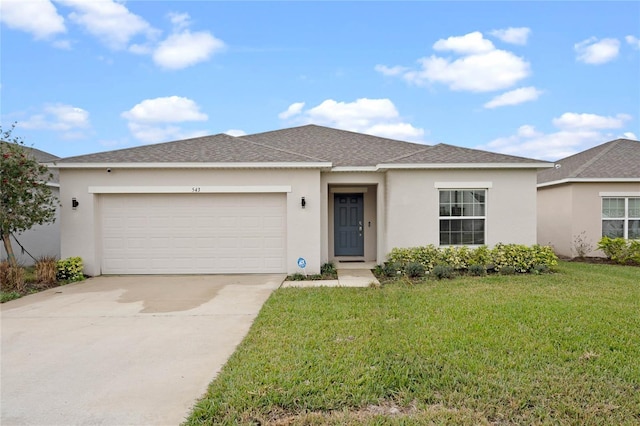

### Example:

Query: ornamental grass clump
xmin=35 ymin=256 xmax=57 ymax=284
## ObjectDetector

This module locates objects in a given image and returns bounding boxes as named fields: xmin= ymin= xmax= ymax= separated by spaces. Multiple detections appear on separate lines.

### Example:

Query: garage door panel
xmin=100 ymin=193 xmax=286 ymax=274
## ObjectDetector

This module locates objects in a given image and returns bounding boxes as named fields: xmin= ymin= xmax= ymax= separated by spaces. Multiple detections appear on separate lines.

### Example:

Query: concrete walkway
xmin=281 ymin=261 xmax=379 ymax=288
xmin=1 ymin=274 xmax=284 ymax=426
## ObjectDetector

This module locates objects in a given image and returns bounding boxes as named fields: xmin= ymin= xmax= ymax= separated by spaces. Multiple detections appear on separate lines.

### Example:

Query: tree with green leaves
xmin=1 ymin=124 xmax=58 ymax=267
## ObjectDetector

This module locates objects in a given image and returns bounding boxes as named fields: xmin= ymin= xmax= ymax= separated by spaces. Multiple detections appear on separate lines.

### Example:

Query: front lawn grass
xmin=186 ymin=261 xmax=640 ymax=425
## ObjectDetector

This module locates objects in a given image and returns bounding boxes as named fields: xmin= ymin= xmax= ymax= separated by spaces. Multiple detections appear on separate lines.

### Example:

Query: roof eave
xmin=53 ymin=162 xmax=333 ymax=170
xmin=537 ymin=177 xmax=640 ymax=188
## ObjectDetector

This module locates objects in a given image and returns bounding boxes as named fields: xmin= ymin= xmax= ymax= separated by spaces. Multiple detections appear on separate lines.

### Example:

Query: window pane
xmin=602 ymin=220 xmax=624 ymax=238
xmin=439 ymin=191 xmax=451 ymax=204
xmin=629 ymin=198 xmax=640 ymax=218
xmin=602 ymin=198 xmax=625 ymax=218
xmin=629 ymin=220 xmax=640 ymax=239
xmin=440 ymin=219 xmax=484 ymax=245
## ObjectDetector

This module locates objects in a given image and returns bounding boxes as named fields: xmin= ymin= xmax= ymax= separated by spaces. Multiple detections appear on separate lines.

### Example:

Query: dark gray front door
xmin=334 ymin=193 xmax=364 ymax=256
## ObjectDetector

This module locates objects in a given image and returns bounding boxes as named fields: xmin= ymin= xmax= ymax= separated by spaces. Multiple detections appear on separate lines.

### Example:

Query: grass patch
xmin=186 ymin=262 xmax=640 ymax=425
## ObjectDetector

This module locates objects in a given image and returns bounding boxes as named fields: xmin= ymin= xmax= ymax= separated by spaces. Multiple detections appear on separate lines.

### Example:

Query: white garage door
xmin=100 ymin=193 xmax=286 ymax=274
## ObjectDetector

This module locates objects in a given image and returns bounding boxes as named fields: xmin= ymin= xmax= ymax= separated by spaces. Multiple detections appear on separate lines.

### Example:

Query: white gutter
xmin=377 ymin=162 xmax=553 ymax=170
xmin=537 ymin=178 xmax=640 ymax=188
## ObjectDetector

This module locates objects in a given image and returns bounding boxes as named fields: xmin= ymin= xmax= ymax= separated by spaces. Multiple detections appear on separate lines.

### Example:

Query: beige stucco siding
xmin=60 ymin=168 xmax=321 ymax=276
xmin=537 ymin=182 xmax=640 ymax=257
xmin=385 ymin=169 xmax=539 ymax=251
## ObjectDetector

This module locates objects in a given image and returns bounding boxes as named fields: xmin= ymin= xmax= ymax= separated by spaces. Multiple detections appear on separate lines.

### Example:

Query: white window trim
xmin=601 ymin=196 xmax=640 ymax=239
xmin=438 ymin=189 xmax=487 ymax=246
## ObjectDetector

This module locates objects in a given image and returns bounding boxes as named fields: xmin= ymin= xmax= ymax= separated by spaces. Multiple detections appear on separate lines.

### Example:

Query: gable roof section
xmin=55 ymin=124 xmax=550 ymax=170
xmin=538 ymin=138 xmax=640 ymax=186
xmin=381 ymin=143 xmax=545 ymax=166
xmin=57 ymin=133 xmax=325 ymax=165
xmin=242 ymin=124 xmax=427 ymax=167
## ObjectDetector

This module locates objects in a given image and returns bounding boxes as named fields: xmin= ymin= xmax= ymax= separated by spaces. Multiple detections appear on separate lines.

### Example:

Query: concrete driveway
xmin=1 ymin=274 xmax=284 ymax=426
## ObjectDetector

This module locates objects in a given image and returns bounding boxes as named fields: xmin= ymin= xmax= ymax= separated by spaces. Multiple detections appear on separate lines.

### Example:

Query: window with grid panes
xmin=439 ymin=189 xmax=486 ymax=245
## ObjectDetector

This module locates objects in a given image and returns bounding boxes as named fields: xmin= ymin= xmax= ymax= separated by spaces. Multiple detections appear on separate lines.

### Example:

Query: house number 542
xmin=192 ymin=187 xmax=201 ymax=192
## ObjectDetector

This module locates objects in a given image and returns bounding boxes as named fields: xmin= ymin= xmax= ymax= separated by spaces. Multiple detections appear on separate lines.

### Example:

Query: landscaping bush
xmin=500 ymin=265 xmax=517 ymax=275
xmin=531 ymin=264 xmax=550 ymax=275
xmin=598 ymin=236 xmax=640 ymax=265
xmin=432 ymin=265 xmax=454 ymax=280
xmin=468 ymin=264 xmax=486 ymax=276
xmin=0 ymin=261 xmax=25 ymax=292
xmin=56 ymin=257 xmax=85 ymax=282
xmin=320 ymin=262 xmax=337 ymax=277
xmin=383 ymin=262 xmax=403 ymax=277
xmin=36 ymin=256 xmax=58 ymax=284
xmin=404 ymin=262 xmax=426 ymax=278
xmin=288 ymin=272 xmax=306 ymax=281
xmin=386 ymin=244 xmax=558 ymax=276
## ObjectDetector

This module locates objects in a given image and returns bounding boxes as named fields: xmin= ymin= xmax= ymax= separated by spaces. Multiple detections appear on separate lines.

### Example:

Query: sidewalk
xmin=281 ymin=261 xmax=379 ymax=288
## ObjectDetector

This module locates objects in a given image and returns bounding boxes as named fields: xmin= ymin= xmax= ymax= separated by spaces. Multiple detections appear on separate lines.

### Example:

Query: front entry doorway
xmin=334 ymin=193 xmax=364 ymax=256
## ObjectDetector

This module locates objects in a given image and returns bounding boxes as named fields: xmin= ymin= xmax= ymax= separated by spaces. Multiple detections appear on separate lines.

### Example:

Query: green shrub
xmin=500 ymin=266 xmax=516 ymax=275
xmin=56 ymin=257 xmax=85 ymax=282
xmin=288 ymin=273 xmax=306 ymax=281
xmin=386 ymin=244 xmax=558 ymax=275
xmin=320 ymin=262 xmax=337 ymax=276
xmin=531 ymin=264 xmax=550 ymax=275
xmin=597 ymin=236 xmax=640 ymax=265
xmin=1 ymin=291 xmax=21 ymax=303
xmin=383 ymin=262 xmax=403 ymax=277
xmin=309 ymin=274 xmax=323 ymax=281
xmin=432 ymin=265 xmax=454 ymax=280
xmin=404 ymin=262 xmax=426 ymax=278
xmin=468 ymin=264 xmax=486 ymax=276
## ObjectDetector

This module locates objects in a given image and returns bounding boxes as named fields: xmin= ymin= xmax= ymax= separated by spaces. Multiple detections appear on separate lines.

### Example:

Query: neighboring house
xmin=1 ymin=146 xmax=61 ymax=265
xmin=55 ymin=125 xmax=551 ymax=276
xmin=537 ymin=138 xmax=640 ymax=258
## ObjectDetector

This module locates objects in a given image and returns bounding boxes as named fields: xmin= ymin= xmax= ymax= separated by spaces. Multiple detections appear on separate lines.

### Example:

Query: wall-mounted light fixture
xmin=301 ymin=196 xmax=306 ymax=209
xmin=72 ymin=198 xmax=79 ymax=210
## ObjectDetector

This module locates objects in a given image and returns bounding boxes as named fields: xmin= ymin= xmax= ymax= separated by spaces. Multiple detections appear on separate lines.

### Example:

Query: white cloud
xmin=56 ymin=0 xmax=158 ymax=50
xmin=225 ymin=129 xmax=247 ymax=137
xmin=552 ymin=112 xmax=631 ymax=130
xmin=278 ymin=102 xmax=305 ymax=119
xmin=168 ymin=12 xmax=191 ymax=31
xmin=378 ymin=31 xmax=530 ymax=92
xmin=152 ymin=14 xmax=225 ymax=70
xmin=575 ymin=37 xmax=620 ymax=65
xmin=122 ymin=96 xmax=209 ymax=143
xmin=433 ymin=31 xmax=495 ymax=54
xmin=623 ymin=132 xmax=638 ymax=140
xmin=278 ymin=98 xmax=425 ymax=142
xmin=489 ymin=27 xmax=531 ymax=45
xmin=20 ymin=103 xmax=90 ymax=131
xmin=374 ymin=64 xmax=408 ymax=76
xmin=0 ymin=0 xmax=65 ymax=39
xmin=126 ymin=123 xmax=209 ymax=144
xmin=482 ymin=112 xmax=634 ymax=160
xmin=483 ymin=86 xmax=543 ymax=109
xmin=626 ymin=35 xmax=640 ymax=49
xmin=122 ymin=96 xmax=208 ymax=123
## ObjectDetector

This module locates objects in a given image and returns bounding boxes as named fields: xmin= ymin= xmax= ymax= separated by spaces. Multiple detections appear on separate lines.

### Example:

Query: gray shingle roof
xmin=58 ymin=133 xmax=322 ymax=164
xmin=537 ymin=139 xmax=640 ymax=184
xmin=382 ymin=143 xmax=544 ymax=164
xmin=57 ymin=124 xmax=548 ymax=168
xmin=242 ymin=125 xmax=427 ymax=166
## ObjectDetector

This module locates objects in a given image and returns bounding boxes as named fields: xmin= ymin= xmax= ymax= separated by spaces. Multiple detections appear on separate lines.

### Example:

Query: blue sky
xmin=1 ymin=1 xmax=639 ymax=160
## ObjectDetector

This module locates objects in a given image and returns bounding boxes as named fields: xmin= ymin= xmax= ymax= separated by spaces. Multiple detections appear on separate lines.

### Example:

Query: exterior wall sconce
xmin=72 ymin=198 xmax=79 ymax=210
xmin=301 ymin=197 xmax=306 ymax=208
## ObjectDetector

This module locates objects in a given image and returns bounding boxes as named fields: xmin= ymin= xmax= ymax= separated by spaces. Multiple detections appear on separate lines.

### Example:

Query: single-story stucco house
xmin=55 ymin=125 xmax=552 ymax=276
xmin=537 ymin=138 xmax=640 ymax=258
xmin=1 ymin=146 xmax=60 ymax=265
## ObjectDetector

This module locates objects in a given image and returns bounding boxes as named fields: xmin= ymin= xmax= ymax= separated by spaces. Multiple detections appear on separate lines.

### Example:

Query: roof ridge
xmin=569 ymin=140 xmax=619 ymax=178
xmin=235 ymin=135 xmax=328 ymax=162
